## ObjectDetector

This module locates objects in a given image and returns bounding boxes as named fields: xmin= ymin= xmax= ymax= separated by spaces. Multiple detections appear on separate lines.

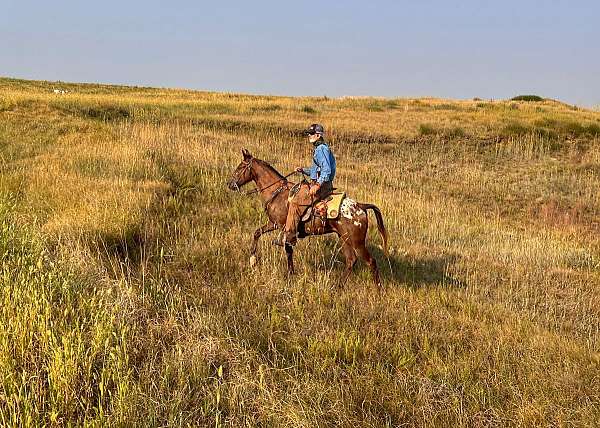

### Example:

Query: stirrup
xmin=276 ymin=230 xmax=297 ymax=246
xmin=272 ymin=238 xmax=286 ymax=247
xmin=272 ymin=239 xmax=296 ymax=247
xmin=272 ymin=231 xmax=296 ymax=247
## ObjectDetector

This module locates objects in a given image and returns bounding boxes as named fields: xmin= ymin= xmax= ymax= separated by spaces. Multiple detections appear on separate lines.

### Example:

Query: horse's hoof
xmin=249 ymin=255 xmax=257 ymax=268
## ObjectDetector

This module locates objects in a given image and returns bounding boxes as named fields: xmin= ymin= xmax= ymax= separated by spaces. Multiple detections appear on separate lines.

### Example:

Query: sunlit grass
xmin=0 ymin=76 xmax=599 ymax=425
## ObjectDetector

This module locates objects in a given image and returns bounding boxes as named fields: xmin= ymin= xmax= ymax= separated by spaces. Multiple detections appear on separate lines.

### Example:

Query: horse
xmin=227 ymin=149 xmax=388 ymax=287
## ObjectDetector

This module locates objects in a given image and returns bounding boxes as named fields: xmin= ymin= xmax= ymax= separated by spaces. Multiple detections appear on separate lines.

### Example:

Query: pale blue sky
xmin=2 ymin=1 xmax=598 ymax=106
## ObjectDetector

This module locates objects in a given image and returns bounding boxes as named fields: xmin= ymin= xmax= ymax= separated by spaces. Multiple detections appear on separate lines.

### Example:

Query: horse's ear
xmin=242 ymin=148 xmax=252 ymax=160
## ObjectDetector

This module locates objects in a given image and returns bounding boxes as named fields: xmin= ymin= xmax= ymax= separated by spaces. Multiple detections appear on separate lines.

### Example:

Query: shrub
xmin=511 ymin=95 xmax=544 ymax=102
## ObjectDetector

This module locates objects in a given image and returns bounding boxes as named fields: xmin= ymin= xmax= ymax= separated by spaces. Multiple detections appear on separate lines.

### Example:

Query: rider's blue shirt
xmin=302 ymin=142 xmax=336 ymax=185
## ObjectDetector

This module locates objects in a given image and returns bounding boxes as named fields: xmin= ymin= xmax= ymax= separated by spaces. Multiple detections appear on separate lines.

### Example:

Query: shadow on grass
xmin=370 ymin=246 xmax=466 ymax=289
xmin=98 ymin=227 xmax=145 ymax=267
xmin=313 ymin=239 xmax=465 ymax=289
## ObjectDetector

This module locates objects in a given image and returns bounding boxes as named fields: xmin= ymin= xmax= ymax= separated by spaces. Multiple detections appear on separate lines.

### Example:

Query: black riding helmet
xmin=303 ymin=123 xmax=325 ymax=136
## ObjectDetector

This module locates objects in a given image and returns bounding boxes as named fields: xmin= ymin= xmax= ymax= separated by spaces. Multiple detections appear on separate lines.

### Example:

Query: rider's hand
xmin=295 ymin=167 xmax=304 ymax=174
xmin=309 ymin=183 xmax=320 ymax=196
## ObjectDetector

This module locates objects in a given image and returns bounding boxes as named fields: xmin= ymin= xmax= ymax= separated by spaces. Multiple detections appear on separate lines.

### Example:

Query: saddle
xmin=301 ymin=192 xmax=346 ymax=221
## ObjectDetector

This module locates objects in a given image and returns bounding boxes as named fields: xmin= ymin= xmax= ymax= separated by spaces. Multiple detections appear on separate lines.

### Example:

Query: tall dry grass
xmin=0 ymin=76 xmax=599 ymax=426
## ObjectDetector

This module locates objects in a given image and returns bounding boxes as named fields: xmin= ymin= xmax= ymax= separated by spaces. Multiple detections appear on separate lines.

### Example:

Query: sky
xmin=1 ymin=0 xmax=599 ymax=107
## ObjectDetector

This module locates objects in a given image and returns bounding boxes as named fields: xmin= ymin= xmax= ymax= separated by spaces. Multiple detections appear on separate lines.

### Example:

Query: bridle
xmin=229 ymin=158 xmax=254 ymax=194
xmin=229 ymin=158 xmax=297 ymax=197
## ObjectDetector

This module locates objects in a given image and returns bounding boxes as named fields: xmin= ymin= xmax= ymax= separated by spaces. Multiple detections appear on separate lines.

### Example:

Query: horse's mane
xmin=254 ymin=158 xmax=285 ymax=179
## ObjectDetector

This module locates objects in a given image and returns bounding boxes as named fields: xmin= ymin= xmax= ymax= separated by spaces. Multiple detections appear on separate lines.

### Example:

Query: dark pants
xmin=285 ymin=181 xmax=333 ymax=243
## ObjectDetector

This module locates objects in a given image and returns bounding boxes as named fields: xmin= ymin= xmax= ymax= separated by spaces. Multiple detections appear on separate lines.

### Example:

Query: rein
xmin=243 ymin=171 xmax=296 ymax=196
xmin=233 ymin=159 xmax=296 ymax=209
xmin=231 ymin=158 xmax=296 ymax=196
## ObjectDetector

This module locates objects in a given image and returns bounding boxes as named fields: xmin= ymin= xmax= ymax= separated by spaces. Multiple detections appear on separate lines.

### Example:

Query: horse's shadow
xmin=318 ymin=239 xmax=465 ymax=289
xmin=371 ymin=246 xmax=466 ymax=289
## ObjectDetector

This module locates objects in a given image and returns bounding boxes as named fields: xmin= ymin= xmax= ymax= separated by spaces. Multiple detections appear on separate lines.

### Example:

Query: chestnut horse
xmin=227 ymin=149 xmax=388 ymax=287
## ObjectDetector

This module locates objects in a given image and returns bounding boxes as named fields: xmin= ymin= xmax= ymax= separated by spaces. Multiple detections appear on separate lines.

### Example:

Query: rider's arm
xmin=315 ymin=146 xmax=332 ymax=185
xmin=305 ymin=158 xmax=318 ymax=181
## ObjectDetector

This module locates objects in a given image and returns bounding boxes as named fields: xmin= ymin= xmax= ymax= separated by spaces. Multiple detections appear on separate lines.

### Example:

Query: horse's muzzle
xmin=226 ymin=180 xmax=239 ymax=191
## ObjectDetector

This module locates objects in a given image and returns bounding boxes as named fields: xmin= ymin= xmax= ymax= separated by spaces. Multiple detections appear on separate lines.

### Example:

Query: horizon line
xmin=2 ymin=75 xmax=595 ymax=111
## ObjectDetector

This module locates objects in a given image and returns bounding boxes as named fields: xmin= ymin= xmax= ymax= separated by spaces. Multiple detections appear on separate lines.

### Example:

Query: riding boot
xmin=284 ymin=202 xmax=304 ymax=246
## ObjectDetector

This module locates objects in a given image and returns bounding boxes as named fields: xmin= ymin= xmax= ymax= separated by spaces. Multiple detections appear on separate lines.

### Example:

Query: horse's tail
xmin=358 ymin=203 xmax=389 ymax=257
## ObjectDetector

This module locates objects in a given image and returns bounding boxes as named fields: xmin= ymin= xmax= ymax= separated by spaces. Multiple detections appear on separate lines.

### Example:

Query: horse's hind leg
xmin=356 ymin=243 xmax=382 ymax=288
xmin=338 ymin=237 xmax=357 ymax=288
xmin=285 ymin=243 xmax=295 ymax=275
xmin=250 ymin=222 xmax=276 ymax=267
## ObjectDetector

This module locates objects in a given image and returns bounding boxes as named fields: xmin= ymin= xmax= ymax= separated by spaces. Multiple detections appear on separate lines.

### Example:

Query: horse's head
xmin=227 ymin=149 xmax=255 ymax=191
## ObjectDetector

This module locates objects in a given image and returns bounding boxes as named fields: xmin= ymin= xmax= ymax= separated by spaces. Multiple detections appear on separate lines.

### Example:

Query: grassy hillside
xmin=1 ymin=76 xmax=599 ymax=426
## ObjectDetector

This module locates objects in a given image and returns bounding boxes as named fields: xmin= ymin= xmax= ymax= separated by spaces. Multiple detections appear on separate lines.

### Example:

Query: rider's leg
xmin=278 ymin=181 xmax=333 ymax=246
xmin=283 ymin=185 xmax=312 ymax=245
xmin=317 ymin=181 xmax=333 ymax=199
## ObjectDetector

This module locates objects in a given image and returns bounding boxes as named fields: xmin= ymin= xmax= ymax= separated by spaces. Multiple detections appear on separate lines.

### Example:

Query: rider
xmin=280 ymin=123 xmax=336 ymax=246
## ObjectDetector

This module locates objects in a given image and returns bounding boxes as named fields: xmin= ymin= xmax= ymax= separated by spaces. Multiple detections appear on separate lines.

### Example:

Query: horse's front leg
xmin=250 ymin=221 xmax=277 ymax=267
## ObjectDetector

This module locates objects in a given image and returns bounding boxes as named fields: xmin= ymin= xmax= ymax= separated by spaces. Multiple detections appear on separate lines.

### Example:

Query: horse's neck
xmin=253 ymin=162 xmax=286 ymax=201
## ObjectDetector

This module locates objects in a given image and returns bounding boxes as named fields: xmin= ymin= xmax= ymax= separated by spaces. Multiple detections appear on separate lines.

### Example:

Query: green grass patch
xmin=193 ymin=102 xmax=237 ymax=115
xmin=0 ymin=195 xmax=132 ymax=425
xmin=418 ymin=123 xmax=467 ymax=139
xmin=364 ymin=100 xmax=400 ymax=112
xmin=419 ymin=123 xmax=437 ymax=136
xmin=300 ymin=105 xmax=317 ymax=114
xmin=432 ymin=103 xmax=462 ymax=111
xmin=250 ymin=103 xmax=283 ymax=113
xmin=533 ymin=118 xmax=600 ymax=138
xmin=501 ymin=122 xmax=532 ymax=136
xmin=53 ymin=101 xmax=131 ymax=121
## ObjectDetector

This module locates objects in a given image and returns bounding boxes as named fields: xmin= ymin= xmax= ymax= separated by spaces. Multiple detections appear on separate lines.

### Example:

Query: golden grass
xmin=0 ymin=76 xmax=599 ymax=426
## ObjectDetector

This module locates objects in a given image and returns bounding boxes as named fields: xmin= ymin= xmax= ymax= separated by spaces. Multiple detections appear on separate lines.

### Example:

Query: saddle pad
xmin=324 ymin=192 xmax=345 ymax=219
